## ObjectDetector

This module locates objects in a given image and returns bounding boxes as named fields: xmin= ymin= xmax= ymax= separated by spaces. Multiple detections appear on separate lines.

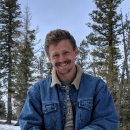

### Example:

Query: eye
xmin=64 ymin=51 xmax=69 ymax=55
xmin=53 ymin=54 xmax=58 ymax=58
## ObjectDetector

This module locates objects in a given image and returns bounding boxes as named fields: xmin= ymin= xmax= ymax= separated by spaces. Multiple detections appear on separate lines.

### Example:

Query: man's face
xmin=48 ymin=39 xmax=78 ymax=76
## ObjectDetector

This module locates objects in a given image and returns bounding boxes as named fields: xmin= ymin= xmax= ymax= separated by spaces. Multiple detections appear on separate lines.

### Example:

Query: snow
xmin=0 ymin=120 xmax=20 ymax=130
xmin=0 ymin=124 xmax=20 ymax=130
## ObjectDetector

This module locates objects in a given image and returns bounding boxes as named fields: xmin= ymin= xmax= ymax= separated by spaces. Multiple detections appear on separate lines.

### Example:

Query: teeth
xmin=59 ymin=63 xmax=67 ymax=67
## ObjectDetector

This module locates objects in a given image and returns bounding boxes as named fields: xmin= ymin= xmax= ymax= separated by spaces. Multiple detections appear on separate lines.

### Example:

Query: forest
xmin=0 ymin=0 xmax=130 ymax=129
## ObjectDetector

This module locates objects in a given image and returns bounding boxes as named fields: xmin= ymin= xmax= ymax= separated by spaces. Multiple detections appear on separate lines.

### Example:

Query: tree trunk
xmin=7 ymin=92 xmax=12 ymax=124
xmin=7 ymin=46 xmax=12 ymax=124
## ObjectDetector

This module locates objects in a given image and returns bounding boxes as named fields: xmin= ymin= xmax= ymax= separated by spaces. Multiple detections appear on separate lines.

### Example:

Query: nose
xmin=59 ymin=54 xmax=65 ymax=62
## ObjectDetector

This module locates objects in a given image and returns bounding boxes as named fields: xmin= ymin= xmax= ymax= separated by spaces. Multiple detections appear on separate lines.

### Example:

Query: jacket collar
xmin=50 ymin=64 xmax=83 ymax=90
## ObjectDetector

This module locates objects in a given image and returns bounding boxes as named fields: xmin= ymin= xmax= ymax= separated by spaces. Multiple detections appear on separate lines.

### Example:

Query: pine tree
xmin=118 ymin=11 xmax=130 ymax=129
xmin=76 ymin=40 xmax=92 ymax=74
xmin=13 ymin=5 xmax=39 ymax=120
xmin=37 ymin=48 xmax=51 ymax=79
xmin=121 ymin=12 xmax=130 ymax=84
xmin=86 ymin=0 xmax=123 ymax=94
xmin=0 ymin=0 xmax=21 ymax=124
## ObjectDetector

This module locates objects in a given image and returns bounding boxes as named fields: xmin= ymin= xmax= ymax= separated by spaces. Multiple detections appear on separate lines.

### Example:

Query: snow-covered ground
xmin=0 ymin=120 xmax=20 ymax=130
xmin=0 ymin=124 xmax=20 ymax=130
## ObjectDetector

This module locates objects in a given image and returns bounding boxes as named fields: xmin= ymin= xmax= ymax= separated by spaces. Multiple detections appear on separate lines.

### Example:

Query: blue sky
xmin=18 ymin=0 xmax=130 ymax=47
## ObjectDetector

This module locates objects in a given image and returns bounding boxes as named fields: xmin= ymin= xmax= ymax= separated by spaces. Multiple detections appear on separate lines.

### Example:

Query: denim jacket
xmin=19 ymin=72 xmax=119 ymax=130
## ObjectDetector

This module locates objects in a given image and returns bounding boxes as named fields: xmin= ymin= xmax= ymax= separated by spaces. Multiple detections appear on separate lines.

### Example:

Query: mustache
xmin=55 ymin=60 xmax=71 ymax=66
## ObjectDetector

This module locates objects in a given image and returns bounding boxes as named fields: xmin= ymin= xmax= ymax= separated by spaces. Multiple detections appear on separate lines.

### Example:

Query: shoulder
xmin=81 ymin=73 xmax=107 ymax=92
xmin=81 ymin=73 xmax=105 ymax=84
xmin=29 ymin=76 xmax=52 ymax=92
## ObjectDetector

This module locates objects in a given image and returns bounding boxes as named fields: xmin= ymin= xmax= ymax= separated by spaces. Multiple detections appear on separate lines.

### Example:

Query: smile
xmin=59 ymin=63 xmax=68 ymax=67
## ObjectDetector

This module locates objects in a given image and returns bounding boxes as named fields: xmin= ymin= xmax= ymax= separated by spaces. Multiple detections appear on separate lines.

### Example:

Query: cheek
xmin=50 ymin=59 xmax=57 ymax=65
xmin=69 ymin=55 xmax=76 ymax=61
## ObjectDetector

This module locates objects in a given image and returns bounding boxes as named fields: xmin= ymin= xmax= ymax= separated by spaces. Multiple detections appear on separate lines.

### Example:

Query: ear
xmin=74 ymin=47 xmax=79 ymax=56
xmin=47 ymin=55 xmax=51 ymax=62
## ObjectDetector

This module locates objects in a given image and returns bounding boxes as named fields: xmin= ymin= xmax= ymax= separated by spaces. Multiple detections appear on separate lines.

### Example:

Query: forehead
xmin=48 ymin=40 xmax=73 ymax=53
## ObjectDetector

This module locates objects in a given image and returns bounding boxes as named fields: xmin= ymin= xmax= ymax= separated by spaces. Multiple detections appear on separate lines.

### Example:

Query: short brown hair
xmin=44 ymin=29 xmax=77 ymax=55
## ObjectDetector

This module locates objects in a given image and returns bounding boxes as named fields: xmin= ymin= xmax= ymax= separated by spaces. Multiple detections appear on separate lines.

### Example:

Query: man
xmin=19 ymin=29 xmax=119 ymax=130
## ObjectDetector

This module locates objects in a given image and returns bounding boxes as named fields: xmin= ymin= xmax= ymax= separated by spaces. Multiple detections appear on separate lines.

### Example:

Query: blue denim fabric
xmin=19 ymin=73 xmax=119 ymax=130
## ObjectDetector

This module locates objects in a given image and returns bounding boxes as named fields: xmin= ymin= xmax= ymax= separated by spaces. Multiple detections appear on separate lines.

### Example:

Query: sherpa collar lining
xmin=50 ymin=64 xmax=83 ymax=90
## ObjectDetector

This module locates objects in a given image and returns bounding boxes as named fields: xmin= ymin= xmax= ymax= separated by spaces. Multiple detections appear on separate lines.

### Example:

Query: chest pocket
xmin=79 ymin=98 xmax=93 ymax=110
xmin=78 ymin=98 xmax=93 ymax=126
xmin=42 ymin=102 xmax=58 ymax=129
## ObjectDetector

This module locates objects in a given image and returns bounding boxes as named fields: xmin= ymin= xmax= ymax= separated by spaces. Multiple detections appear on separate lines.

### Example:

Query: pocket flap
xmin=42 ymin=102 xmax=58 ymax=114
xmin=79 ymin=98 xmax=93 ymax=110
